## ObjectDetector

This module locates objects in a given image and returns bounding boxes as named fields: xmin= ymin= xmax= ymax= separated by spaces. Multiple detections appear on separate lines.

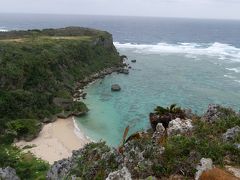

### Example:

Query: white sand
xmin=15 ymin=117 xmax=90 ymax=164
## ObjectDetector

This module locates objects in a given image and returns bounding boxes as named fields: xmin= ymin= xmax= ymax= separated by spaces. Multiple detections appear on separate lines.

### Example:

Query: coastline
xmin=14 ymin=64 xmax=128 ymax=164
xmin=15 ymin=117 xmax=90 ymax=164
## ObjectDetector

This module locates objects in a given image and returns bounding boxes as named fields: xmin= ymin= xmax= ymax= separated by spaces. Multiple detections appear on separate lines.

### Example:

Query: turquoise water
xmin=2 ymin=14 xmax=240 ymax=146
xmin=76 ymin=43 xmax=240 ymax=146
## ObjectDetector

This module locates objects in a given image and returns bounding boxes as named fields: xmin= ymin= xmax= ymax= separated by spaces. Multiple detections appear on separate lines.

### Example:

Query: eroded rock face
xmin=201 ymin=104 xmax=236 ymax=123
xmin=195 ymin=158 xmax=213 ymax=180
xmin=222 ymin=126 xmax=240 ymax=142
xmin=0 ymin=167 xmax=20 ymax=180
xmin=106 ymin=167 xmax=132 ymax=180
xmin=152 ymin=123 xmax=165 ymax=144
xmin=46 ymin=158 xmax=73 ymax=180
xmin=167 ymin=118 xmax=193 ymax=136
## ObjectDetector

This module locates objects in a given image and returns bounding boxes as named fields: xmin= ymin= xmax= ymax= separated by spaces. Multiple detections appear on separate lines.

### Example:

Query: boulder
xmin=222 ymin=126 xmax=240 ymax=142
xmin=167 ymin=118 xmax=193 ymax=136
xmin=106 ymin=167 xmax=132 ymax=180
xmin=131 ymin=59 xmax=136 ymax=63
xmin=111 ymin=84 xmax=121 ymax=91
xmin=0 ymin=167 xmax=20 ymax=180
xmin=118 ymin=68 xmax=129 ymax=74
xmin=195 ymin=158 xmax=213 ymax=180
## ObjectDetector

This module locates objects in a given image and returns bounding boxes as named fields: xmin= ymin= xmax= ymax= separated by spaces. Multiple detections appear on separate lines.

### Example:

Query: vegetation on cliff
xmin=0 ymin=27 xmax=121 ymax=179
xmin=47 ymin=105 xmax=240 ymax=179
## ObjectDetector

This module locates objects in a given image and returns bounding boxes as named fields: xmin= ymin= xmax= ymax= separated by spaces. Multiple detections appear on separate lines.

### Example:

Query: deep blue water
xmin=1 ymin=14 xmax=240 ymax=146
xmin=1 ymin=13 xmax=240 ymax=45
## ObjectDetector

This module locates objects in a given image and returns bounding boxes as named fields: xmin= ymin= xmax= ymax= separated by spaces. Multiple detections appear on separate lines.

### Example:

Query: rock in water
xmin=111 ymin=84 xmax=121 ymax=91
xmin=106 ymin=167 xmax=132 ymax=180
xmin=222 ymin=126 xmax=240 ymax=142
xmin=167 ymin=118 xmax=193 ymax=136
xmin=131 ymin=59 xmax=136 ymax=63
xmin=118 ymin=68 xmax=129 ymax=74
xmin=0 ymin=167 xmax=20 ymax=180
xmin=195 ymin=158 xmax=213 ymax=180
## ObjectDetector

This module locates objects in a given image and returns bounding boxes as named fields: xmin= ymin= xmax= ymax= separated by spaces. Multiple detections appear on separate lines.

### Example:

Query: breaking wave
xmin=114 ymin=42 xmax=240 ymax=62
xmin=0 ymin=27 xmax=8 ymax=32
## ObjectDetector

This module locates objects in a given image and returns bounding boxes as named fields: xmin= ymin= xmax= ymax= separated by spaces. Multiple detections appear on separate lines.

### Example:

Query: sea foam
xmin=114 ymin=42 xmax=240 ymax=62
xmin=0 ymin=28 xmax=8 ymax=32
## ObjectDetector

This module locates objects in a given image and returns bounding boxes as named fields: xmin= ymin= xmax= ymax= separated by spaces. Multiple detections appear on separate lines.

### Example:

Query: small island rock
xmin=111 ymin=84 xmax=121 ymax=91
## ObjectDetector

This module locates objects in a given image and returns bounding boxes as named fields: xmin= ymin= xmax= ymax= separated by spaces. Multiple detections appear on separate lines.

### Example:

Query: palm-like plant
xmin=154 ymin=104 xmax=185 ymax=119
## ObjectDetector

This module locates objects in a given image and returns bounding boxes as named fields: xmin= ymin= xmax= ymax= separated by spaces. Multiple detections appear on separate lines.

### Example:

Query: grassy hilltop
xmin=0 ymin=27 xmax=121 ymax=179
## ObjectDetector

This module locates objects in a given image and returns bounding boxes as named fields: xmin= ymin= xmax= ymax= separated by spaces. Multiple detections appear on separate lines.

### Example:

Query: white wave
xmin=224 ymin=74 xmax=235 ymax=79
xmin=114 ymin=42 xmax=240 ymax=62
xmin=72 ymin=117 xmax=93 ymax=142
xmin=234 ymin=80 xmax=240 ymax=83
xmin=0 ymin=28 xmax=8 ymax=32
xmin=226 ymin=68 xmax=240 ymax=73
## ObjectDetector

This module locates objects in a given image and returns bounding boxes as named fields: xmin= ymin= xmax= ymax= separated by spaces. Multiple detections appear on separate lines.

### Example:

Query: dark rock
xmin=111 ymin=84 xmax=121 ymax=91
xmin=56 ymin=112 xmax=72 ymax=119
xmin=43 ymin=115 xmax=58 ymax=123
xmin=222 ymin=126 xmax=240 ymax=142
xmin=0 ymin=167 xmax=20 ymax=180
xmin=118 ymin=68 xmax=129 ymax=74
xmin=82 ymin=93 xmax=87 ymax=99
xmin=131 ymin=59 xmax=136 ymax=63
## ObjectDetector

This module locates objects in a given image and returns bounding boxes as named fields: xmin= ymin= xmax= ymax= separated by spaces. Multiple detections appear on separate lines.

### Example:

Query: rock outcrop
xmin=167 ymin=118 xmax=193 ymax=136
xmin=152 ymin=123 xmax=165 ymax=144
xmin=0 ymin=167 xmax=20 ymax=180
xmin=106 ymin=167 xmax=132 ymax=180
xmin=46 ymin=158 xmax=73 ymax=180
xmin=201 ymin=104 xmax=236 ymax=123
xmin=222 ymin=126 xmax=240 ymax=142
xmin=195 ymin=158 xmax=213 ymax=180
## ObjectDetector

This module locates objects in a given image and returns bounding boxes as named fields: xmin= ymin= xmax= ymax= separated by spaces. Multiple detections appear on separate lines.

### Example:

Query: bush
xmin=0 ymin=145 xmax=49 ymax=180
xmin=6 ymin=119 xmax=41 ymax=141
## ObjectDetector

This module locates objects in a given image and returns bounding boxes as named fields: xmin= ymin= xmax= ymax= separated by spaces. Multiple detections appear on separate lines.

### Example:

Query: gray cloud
xmin=1 ymin=0 xmax=240 ymax=20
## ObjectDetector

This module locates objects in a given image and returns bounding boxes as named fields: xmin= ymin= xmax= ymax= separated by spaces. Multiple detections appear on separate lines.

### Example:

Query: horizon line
xmin=1 ymin=12 xmax=240 ymax=21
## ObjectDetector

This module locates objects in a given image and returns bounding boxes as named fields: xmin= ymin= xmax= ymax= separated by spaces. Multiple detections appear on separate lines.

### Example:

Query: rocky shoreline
xmin=73 ymin=62 xmax=130 ymax=101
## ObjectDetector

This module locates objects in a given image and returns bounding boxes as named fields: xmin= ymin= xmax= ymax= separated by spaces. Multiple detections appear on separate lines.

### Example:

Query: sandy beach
xmin=15 ymin=117 xmax=90 ymax=164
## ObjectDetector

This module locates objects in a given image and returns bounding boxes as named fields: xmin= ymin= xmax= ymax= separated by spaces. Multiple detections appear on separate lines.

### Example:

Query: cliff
xmin=47 ymin=104 xmax=240 ymax=180
xmin=0 ymin=27 xmax=122 ymax=179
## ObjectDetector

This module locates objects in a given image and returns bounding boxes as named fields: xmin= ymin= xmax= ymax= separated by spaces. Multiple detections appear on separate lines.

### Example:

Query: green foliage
xmin=0 ymin=27 xmax=120 ymax=144
xmin=0 ymin=145 xmax=49 ymax=180
xmin=154 ymin=104 xmax=185 ymax=119
xmin=6 ymin=119 xmax=41 ymax=141
xmin=160 ymin=114 xmax=240 ymax=177
xmin=0 ymin=27 xmax=120 ymax=179
xmin=70 ymin=101 xmax=89 ymax=113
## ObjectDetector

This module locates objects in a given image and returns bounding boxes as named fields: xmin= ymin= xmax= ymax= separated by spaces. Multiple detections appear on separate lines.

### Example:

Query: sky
xmin=1 ymin=0 xmax=240 ymax=20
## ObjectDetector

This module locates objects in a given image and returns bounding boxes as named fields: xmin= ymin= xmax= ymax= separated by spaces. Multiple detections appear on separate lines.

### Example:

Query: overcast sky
xmin=1 ymin=0 xmax=240 ymax=20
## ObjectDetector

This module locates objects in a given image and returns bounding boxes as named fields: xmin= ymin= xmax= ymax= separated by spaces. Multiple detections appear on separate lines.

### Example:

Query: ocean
xmin=1 ymin=13 xmax=240 ymax=146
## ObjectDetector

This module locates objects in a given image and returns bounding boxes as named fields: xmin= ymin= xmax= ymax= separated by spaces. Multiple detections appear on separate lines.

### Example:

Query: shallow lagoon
xmin=76 ymin=44 xmax=240 ymax=146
